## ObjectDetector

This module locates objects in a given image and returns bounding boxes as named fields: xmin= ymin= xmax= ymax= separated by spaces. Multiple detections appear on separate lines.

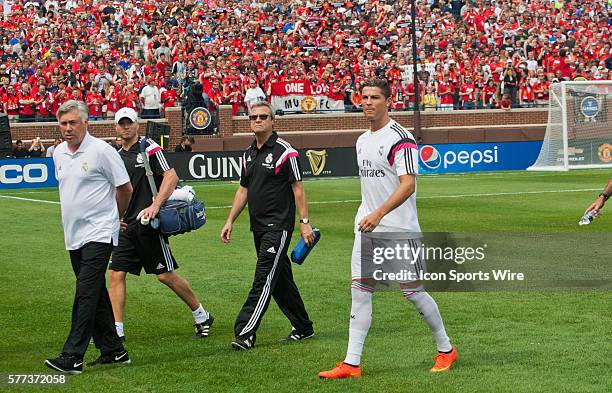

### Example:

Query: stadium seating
xmin=0 ymin=0 xmax=610 ymax=121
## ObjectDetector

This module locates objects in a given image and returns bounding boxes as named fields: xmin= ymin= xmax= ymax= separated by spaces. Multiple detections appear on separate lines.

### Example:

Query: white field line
xmin=418 ymin=188 xmax=600 ymax=199
xmin=2 ymin=188 xmax=600 ymax=208
xmin=0 ymin=195 xmax=60 ymax=204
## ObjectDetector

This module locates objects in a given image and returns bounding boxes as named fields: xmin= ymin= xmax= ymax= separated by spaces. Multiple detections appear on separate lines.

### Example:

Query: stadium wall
xmin=9 ymin=106 xmax=547 ymax=150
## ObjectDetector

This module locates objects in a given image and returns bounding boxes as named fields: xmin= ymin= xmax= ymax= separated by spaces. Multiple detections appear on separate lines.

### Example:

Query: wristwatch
xmin=300 ymin=218 xmax=310 ymax=224
xmin=599 ymin=192 xmax=610 ymax=201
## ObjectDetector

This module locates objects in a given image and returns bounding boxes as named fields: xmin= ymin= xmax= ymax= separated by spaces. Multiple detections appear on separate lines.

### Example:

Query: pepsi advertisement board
xmin=0 ymin=158 xmax=58 ymax=189
xmin=0 ymin=142 xmax=543 ymax=189
xmin=418 ymin=141 xmax=542 ymax=174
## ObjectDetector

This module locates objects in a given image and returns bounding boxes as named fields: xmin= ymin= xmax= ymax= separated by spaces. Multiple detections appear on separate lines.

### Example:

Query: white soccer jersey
xmin=355 ymin=119 xmax=420 ymax=234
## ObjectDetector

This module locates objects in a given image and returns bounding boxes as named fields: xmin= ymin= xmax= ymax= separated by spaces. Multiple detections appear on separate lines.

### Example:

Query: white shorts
xmin=351 ymin=231 xmax=426 ymax=283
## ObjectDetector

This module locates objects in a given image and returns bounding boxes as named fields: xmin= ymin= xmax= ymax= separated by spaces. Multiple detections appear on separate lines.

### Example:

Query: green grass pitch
xmin=1 ymin=170 xmax=610 ymax=393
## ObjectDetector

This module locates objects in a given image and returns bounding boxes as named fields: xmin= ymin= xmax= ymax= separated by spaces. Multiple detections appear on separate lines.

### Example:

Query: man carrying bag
xmin=105 ymin=108 xmax=214 ymax=347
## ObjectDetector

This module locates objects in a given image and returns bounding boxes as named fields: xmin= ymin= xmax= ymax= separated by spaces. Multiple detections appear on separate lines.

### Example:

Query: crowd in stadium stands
xmin=10 ymin=137 xmax=63 ymax=158
xmin=0 ymin=0 xmax=611 ymax=123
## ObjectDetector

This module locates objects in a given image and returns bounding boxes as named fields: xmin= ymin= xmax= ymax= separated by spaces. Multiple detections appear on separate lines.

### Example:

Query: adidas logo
xmin=266 ymin=247 xmax=276 ymax=253
xmin=247 ymin=155 xmax=252 ymax=162
xmin=156 ymin=263 xmax=165 ymax=269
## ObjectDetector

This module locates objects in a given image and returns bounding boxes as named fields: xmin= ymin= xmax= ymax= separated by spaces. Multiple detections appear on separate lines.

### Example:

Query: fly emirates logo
xmin=360 ymin=159 xmax=385 ymax=178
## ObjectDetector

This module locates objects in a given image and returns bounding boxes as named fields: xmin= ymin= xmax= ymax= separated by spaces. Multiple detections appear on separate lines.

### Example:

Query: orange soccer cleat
xmin=318 ymin=362 xmax=362 ymax=379
xmin=430 ymin=346 xmax=458 ymax=372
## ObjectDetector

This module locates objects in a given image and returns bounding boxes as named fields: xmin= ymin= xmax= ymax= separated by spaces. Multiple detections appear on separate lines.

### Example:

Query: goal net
xmin=528 ymin=81 xmax=612 ymax=171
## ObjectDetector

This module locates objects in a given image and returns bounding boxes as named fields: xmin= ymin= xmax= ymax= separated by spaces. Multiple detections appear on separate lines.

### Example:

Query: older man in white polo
xmin=45 ymin=100 xmax=133 ymax=374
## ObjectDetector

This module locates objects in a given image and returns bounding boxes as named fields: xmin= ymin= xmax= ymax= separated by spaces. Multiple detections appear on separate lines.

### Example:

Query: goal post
xmin=527 ymin=80 xmax=612 ymax=171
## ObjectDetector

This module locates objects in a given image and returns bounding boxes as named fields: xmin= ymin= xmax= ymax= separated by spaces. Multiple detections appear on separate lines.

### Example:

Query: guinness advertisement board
xmin=167 ymin=147 xmax=359 ymax=181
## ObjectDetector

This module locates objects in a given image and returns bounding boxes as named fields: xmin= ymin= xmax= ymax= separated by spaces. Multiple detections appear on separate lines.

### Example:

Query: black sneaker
xmin=194 ymin=314 xmax=214 ymax=338
xmin=87 ymin=350 xmax=131 ymax=366
xmin=231 ymin=335 xmax=255 ymax=350
xmin=45 ymin=354 xmax=83 ymax=374
xmin=283 ymin=328 xmax=315 ymax=342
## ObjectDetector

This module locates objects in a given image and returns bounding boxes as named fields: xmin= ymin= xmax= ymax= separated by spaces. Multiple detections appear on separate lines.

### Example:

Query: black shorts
xmin=110 ymin=223 xmax=179 ymax=275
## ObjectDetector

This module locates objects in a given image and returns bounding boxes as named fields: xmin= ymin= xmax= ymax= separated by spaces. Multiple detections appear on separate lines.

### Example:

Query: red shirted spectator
xmin=404 ymin=81 xmax=424 ymax=110
xmin=34 ymin=86 xmax=54 ymax=120
xmin=18 ymin=84 xmax=36 ymax=122
xmin=155 ymin=54 xmax=171 ymax=76
xmin=208 ymin=80 xmax=224 ymax=107
xmin=551 ymin=50 xmax=573 ymax=79
xmin=224 ymin=80 xmax=243 ymax=116
xmin=122 ymin=85 xmax=141 ymax=111
xmin=437 ymin=78 xmax=454 ymax=111
xmin=518 ymin=80 xmax=534 ymax=108
xmin=482 ymin=80 xmax=498 ymax=109
xmin=86 ymin=89 xmax=104 ymax=118
xmin=533 ymin=78 xmax=549 ymax=107
xmin=106 ymin=86 xmax=122 ymax=117
xmin=160 ymin=83 xmax=177 ymax=109
xmin=2 ymin=86 xmax=21 ymax=119
xmin=459 ymin=76 xmax=477 ymax=109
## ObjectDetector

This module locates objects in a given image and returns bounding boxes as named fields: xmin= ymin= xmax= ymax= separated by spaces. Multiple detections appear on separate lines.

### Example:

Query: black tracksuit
xmin=234 ymin=132 xmax=313 ymax=341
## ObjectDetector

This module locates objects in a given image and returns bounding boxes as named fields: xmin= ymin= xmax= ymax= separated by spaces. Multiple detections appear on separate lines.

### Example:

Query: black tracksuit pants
xmin=234 ymin=230 xmax=313 ymax=341
xmin=62 ymin=242 xmax=124 ymax=357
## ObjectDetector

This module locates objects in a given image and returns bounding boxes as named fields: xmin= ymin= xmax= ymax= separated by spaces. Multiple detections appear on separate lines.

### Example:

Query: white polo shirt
xmin=53 ymin=132 xmax=130 ymax=250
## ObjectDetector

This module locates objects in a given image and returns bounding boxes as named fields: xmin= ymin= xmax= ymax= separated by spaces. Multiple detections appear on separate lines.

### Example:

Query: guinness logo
xmin=598 ymin=144 xmax=612 ymax=163
xmin=306 ymin=149 xmax=327 ymax=176
xmin=300 ymin=96 xmax=317 ymax=112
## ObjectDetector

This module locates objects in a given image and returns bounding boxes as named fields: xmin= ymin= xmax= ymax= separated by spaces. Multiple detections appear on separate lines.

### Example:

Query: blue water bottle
xmin=291 ymin=228 xmax=321 ymax=265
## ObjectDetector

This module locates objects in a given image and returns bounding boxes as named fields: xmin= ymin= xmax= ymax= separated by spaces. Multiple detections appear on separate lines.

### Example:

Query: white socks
xmin=344 ymin=288 xmax=372 ymax=366
xmin=115 ymin=305 xmax=209 ymax=335
xmin=192 ymin=304 xmax=209 ymax=324
xmin=115 ymin=322 xmax=124 ymax=338
xmin=404 ymin=291 xmax=452 ymax=352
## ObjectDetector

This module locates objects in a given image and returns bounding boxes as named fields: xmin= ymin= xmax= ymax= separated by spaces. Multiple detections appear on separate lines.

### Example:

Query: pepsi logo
xmin=420 ymin=145 xmax=441 ymax=169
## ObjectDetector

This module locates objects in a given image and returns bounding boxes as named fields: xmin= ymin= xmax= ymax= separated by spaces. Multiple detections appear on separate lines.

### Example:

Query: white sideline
xmin=0 ymin=188 xmax=601 ymax=208
xmin=0 ymin=195 xmax=60 ymax=204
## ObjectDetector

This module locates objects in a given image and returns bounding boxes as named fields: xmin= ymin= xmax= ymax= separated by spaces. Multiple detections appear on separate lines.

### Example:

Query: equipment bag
xmin=139 ymin=138 xmax=206 ymax=236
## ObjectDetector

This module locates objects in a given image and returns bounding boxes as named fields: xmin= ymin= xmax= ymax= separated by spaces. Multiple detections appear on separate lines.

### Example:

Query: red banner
xmin=270 ymin=80 xmax=313 ymax=96
xmin=270 ymin=80 xmax=345 ymax=112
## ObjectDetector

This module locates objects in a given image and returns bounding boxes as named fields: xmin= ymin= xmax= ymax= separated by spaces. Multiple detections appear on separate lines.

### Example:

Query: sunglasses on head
xmin=249 ymin=114 xmax=270 ymax=121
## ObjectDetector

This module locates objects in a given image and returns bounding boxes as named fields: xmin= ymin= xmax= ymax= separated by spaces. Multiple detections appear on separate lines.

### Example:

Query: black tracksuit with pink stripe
xmin=234 ymin=132 xmax=313 ymax=341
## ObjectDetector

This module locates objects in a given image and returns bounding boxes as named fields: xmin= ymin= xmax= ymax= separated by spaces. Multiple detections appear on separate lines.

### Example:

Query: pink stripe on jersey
xmin=274 ymin=152 xmax=299 ymax=175
xmin=388 ymin=142 xmax=417 ymax=166
xmin=147 ymin=146 xmax=162 ymax=156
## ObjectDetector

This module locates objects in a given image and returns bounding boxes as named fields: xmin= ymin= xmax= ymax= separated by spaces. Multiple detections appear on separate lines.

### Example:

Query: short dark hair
xmin=361 ymin=78 xmax=391 ymax=99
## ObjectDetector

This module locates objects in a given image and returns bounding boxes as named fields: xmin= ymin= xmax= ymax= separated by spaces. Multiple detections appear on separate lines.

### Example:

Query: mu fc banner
xmin=270 ymin=80 xmax=345 ymax=113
